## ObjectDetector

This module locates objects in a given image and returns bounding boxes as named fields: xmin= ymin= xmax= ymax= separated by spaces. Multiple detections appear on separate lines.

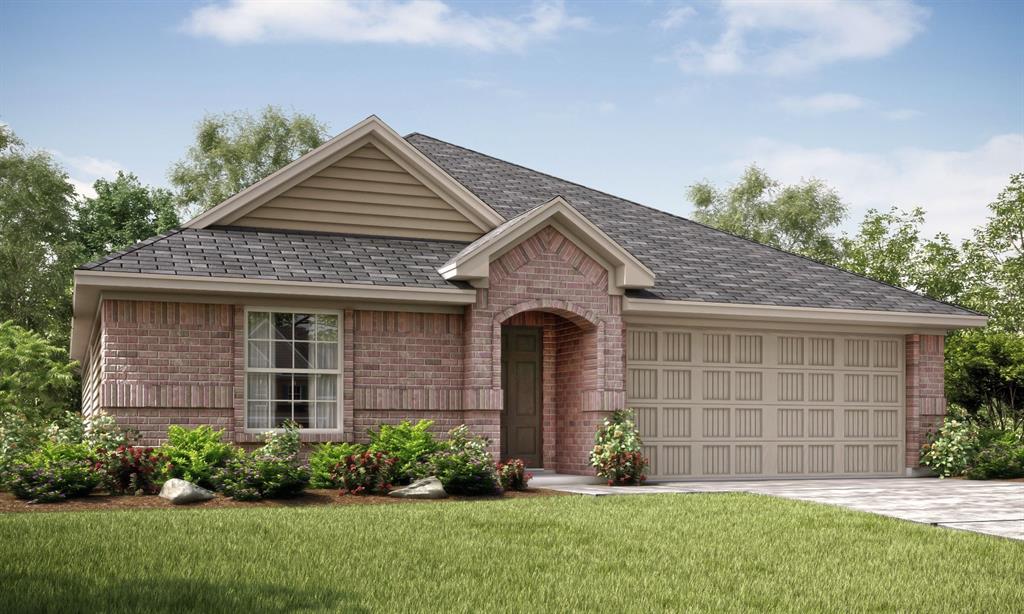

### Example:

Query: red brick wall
xmin=100 ymin=300 xmax=235 ymax=445
xmin=906 ymin=334 xmax=946 ymax=468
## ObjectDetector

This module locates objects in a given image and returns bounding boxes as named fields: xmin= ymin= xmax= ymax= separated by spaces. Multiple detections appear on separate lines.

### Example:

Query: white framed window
xmin=244 ymin=308 xmax=341 ymax=431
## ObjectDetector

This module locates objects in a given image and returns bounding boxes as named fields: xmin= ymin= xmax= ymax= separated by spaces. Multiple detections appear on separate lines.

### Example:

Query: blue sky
xmin=2 ymin=0 xmax=1021 ymax=240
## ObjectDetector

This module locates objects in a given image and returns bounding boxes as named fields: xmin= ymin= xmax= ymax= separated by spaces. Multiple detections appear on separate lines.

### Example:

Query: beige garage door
xmin=626 ymin=327 xmax=905 ymax=479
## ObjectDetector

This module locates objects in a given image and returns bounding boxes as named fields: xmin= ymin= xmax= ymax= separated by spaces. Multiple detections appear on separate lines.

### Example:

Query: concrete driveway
xmin=541 ymin=477 xmax=1024 ymax=540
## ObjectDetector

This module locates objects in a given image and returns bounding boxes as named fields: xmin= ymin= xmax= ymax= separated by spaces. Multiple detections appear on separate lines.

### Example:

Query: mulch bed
xmin=0 ymin=488 xmax=566 ymax=513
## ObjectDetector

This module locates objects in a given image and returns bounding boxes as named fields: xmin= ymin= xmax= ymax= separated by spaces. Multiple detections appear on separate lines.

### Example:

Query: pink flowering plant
xmin=590 ymin=409 xmax=649 ymax=485
xmin=497 ymin=458 xmax=532 ymax=491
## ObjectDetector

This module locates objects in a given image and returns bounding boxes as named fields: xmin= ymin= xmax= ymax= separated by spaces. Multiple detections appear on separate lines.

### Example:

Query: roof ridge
xmin=405 ymin=133 xmax=983 ymax=317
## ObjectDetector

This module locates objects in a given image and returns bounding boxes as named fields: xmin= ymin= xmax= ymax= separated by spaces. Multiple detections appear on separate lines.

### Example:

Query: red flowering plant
xmin=590 ymin=409 xmax=649 ymax=485
xmin=103 ymin=445 xmax=168 ymax=495
xmin=497 ymin=458 xmax=532 ymax=491
xmin=332 ymin=451 xmax=398 ymax=495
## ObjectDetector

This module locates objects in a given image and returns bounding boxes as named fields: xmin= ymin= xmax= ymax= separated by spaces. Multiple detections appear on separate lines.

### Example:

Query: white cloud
xmin=597 ymin=101 xmax=617 ymax=115
xmin=183 ymin=0 xmax=588 ymax=51
xmin=50 ymin=151 xmax=124 ymax=199
xmin=778 ymin=93 xmax=867 ymax=115
xmin=674 ymin=0 xmax=928 ymax=75
xmin=723 ymin=134 xmax=1024 ymax=241
xmin=655 ymin=6 xmax=697 ymax=30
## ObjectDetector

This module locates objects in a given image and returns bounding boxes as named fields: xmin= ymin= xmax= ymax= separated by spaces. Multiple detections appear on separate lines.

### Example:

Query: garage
xmin=626 ymin=326 xmax=905 ymax=479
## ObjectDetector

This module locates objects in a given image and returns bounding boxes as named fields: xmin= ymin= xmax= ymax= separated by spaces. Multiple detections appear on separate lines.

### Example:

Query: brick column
xmin=905 ymin=334 xmax=946 ymax=470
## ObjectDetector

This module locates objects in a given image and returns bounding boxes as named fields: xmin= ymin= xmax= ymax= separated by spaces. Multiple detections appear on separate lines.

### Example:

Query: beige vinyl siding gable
xmin=232 ymin=144 xmax=484 ymax=241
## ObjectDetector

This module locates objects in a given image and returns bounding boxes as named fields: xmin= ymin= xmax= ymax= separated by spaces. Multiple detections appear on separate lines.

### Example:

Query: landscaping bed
xmin=0 ymin=487 xmax=562 ymax=513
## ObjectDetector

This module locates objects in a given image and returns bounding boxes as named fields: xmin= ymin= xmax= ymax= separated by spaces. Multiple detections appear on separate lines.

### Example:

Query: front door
xmin=501 ymin=326 xmax=543 ymax=466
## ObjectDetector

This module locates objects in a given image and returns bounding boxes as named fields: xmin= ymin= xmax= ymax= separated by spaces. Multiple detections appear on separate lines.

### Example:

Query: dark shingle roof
xmin=82 ymin=131 xmax=977 ymax=317
xmin=79 ymin=227 xmax=471 ymax=289
xmin=406 ymin=133 xmax=976 ymax=316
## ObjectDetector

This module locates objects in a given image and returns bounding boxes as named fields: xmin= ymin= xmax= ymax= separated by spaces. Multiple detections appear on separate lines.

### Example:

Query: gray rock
xmin=159 ymin=479 xmax=215 ymax=504
xmin=388 ymin=476 xmax=447 ymax=499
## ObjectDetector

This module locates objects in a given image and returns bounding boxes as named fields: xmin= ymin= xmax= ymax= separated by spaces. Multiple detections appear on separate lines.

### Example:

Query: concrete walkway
xmin=540 ymin=477 xmax=1024 ymax=540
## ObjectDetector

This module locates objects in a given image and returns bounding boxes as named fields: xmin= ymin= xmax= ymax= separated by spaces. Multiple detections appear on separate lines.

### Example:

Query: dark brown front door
xmin=501 ymin=326 xmax=542 ymax=466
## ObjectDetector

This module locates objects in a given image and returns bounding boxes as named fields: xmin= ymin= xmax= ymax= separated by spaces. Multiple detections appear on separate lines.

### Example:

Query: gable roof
xmin=405 ymin=133 xmax=980 ymax=318
xmin=185 ymin=116 xmax=504 ymax=234
xmin=439 ymin=196 xmax=656 ymax=291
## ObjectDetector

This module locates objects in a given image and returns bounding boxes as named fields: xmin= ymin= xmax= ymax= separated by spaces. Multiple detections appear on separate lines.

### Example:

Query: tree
xmin=946 ymin=329 xmax=1024 ymax=430
xmin=688 ymin=165 xmax=846 ymax=264
xmin=170 ymin=106 xmax=328 ymax=215
xmin=75 ymin=171 xmax=179 ymax=261
xmin=0 ymin=321 xmax=79 ymax=423
xmin=0 ymin=126 xmax=79 ymax=344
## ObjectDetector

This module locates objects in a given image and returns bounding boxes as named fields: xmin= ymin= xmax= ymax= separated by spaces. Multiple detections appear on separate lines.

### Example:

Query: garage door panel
xmin=628 ymin=327 xmax=904 ymax=479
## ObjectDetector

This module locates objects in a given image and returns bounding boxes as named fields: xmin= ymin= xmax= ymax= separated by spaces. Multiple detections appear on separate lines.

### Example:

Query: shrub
xmin=214 ymin=423 xmax=308 ymax=501
xmin=964 ymin=429 xmax=1024 ymax=479
xmin=921 ymin=418 xmax=978 ymax=478
xmin=368 ymin=419 xmax=439 ymax=482
xmin=497 ymin=458 xmax=531 ymax=491
xmin=160 ymin=425 xmax=236 ymax=488
xmin=332 ymin=451 xmax=398 ymax=495
xmin=309 ymin=442 xmax=365 ymax=488
xmin=590 ymin=409 xmax=649 ymax=486
xmin=0 ymin=321 xmax=79 ymax=424
xmin=429 ymin=425 xmax=499 ymax=496
xmin=6 ymin=442 xmax=102 ymax=503
xmin=102 ymin=446 xmax=167 ymax=495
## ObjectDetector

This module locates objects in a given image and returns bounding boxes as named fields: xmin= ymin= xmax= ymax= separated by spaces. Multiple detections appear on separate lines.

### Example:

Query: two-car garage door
xmin=626 ymin=327 xmax=905 ymax=479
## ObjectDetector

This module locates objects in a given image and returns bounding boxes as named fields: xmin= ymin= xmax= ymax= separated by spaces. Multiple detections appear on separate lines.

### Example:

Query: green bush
xmin=428 ymin=425 xmax=499 ymax=496
xmin=6 ymin=441 xmax=102 ymax=502
xmin=964 ymin=429 xmax=1024 ymax=479
xmin=309 ymin=442 xmax=365 ymax=488
xmin=1 ymin=410 xmax=129 ymax=483
xmin=921 ymin=418 xmax=978 ymax=478
xmin=368 ymin=419 xmax=439 ymax=482
xmin=160 ymin=425 xmax=236 ymax=488
xmin=0 ymin=321 xmax=79 ymax=424
xmin=332 ymin=451 xmax=398 ymax=495
xmin=214 ymin=423 xmax=308 ymax=501
xmin=590 ymin=409 xmax=649 ymax=485
xmin=922 ymin=415 xmax=1024 ymax=479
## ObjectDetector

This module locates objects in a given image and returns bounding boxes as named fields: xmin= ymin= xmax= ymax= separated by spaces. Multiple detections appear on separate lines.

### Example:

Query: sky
xmin=1 ymin=0 xmax=1022 ymax=241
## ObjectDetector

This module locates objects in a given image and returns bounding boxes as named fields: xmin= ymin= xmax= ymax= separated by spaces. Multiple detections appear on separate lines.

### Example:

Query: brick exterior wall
xmin=905 ymin=333 xmax=947 ymax=469
xmin=99 ymin=300 xmax=234 ymax=445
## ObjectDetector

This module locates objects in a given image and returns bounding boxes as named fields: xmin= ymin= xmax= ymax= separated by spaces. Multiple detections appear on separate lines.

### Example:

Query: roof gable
xmin=439 ymin=196 xmax=655 ymax=292
xmin=185 ymin=116 xmax=504 ymax=240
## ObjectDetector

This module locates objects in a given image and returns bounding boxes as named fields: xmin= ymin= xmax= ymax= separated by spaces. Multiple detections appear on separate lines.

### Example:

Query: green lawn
xmin=2 ymin=494 xmax=1022 ymax=613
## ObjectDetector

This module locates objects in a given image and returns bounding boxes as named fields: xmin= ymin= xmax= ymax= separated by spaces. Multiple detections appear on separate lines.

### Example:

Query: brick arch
xmin=493 ymin=299 xmax=599 ymax=332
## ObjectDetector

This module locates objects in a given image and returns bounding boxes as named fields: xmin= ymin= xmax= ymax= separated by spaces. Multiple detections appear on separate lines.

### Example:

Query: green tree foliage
xmin=0 ymin=126 xmax=79 ymax=343
xmin=689 ymin=165 xmax=847 ymax=264
xmin=170 ymin=106 xmax=328 ymax=215
xmin=75 ymin=171 xmax=179 ymax=261
xmin=946 ymin=330 xmax=1024 ymax=429
xmin=0 ymin=321 xmax=79 ymax=423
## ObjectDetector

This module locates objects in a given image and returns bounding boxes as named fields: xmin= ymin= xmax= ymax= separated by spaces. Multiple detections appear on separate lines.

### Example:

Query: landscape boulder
xmin=159 ymin=479 xmax=215 ymax=505
xmin=388 ymin=476 xmax=447 ymax=499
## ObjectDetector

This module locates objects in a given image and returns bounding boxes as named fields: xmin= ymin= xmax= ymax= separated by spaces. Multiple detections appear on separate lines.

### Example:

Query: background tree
xmin=75 ymin=171 xmax=180 ymax=261
xmin=170 ymin=106 xmax=328 ymax=216
xmin=688 ymin=165 xmax=846 ymax=264
xmin=0 ymin=126 xmax=79 ymax=344
xmin=0 ymin=321 xmax=79 ymax=422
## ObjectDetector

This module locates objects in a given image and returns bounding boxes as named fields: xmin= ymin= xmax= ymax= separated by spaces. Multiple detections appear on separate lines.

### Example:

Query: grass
xmin=1 ymin=494 xmax=1022 ymax=613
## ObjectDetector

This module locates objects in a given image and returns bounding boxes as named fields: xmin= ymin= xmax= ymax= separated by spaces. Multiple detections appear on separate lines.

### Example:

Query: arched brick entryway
xmin=461 ymin=226 xmax=626 ymax=475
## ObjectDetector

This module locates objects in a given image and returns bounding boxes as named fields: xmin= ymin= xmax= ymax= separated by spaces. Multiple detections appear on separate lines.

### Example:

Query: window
xmin=245 ymin=310 xmax=340 ymax=430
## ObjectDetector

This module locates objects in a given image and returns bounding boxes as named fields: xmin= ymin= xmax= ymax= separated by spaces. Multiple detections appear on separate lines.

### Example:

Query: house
xmin=70 ymin=116 xmax=986 ymax=479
